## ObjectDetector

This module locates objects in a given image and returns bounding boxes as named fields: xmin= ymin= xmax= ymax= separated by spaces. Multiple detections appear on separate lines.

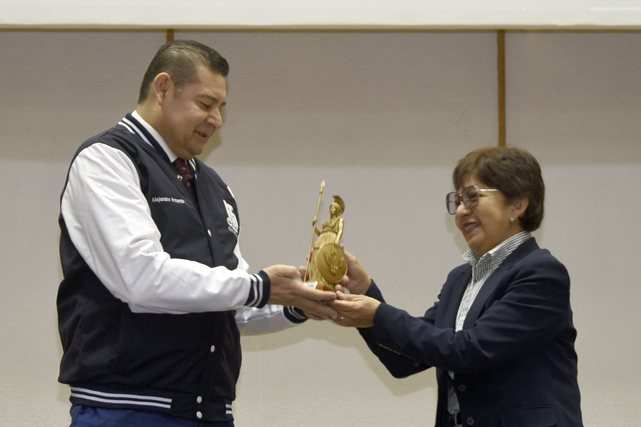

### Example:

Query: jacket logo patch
xmin=224 ymin=200 xmax=239 ymax=236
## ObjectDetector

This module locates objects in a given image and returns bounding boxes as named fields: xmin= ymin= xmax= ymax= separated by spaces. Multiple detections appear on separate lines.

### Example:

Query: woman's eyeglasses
xmin=445 ymin=186 xmax=500 ymax=215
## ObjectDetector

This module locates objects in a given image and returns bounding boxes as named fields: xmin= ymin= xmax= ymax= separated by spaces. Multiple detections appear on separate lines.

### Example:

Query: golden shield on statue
xmin=315 ymin=242 xmax=348 ymax=285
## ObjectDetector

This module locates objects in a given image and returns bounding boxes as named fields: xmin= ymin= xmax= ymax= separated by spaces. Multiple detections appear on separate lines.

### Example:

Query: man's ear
xmin=153 ymin=73 xmax=172 ymax=105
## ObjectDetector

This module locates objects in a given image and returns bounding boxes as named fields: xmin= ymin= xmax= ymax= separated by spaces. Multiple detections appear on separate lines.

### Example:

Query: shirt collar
xmin=463 ymin=230 xmax=532 ymax=268
xmin=132 ymin=110 xmax=178 ymax=163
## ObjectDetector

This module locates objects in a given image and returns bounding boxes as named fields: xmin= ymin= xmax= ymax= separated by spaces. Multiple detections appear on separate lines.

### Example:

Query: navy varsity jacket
xmin=57 ymin=113 xmax=270 ymax=422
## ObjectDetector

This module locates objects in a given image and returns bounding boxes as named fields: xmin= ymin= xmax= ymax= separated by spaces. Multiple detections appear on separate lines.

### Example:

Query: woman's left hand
xmin=331 ymin=291 xmax=380 ymax=328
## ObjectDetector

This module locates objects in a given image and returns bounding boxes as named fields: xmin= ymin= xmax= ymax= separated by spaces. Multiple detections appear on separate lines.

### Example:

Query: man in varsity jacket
xmin=57 ymin=40 xmax=338 ymax=427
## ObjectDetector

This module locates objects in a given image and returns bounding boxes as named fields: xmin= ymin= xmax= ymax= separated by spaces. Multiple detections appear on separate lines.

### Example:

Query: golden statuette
xmin=304 ymin=182 xmax=347 ymax=291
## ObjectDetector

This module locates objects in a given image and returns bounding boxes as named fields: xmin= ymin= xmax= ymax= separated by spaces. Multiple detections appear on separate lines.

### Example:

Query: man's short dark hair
xmin=138 ymin=40 xmax=229 ymax=104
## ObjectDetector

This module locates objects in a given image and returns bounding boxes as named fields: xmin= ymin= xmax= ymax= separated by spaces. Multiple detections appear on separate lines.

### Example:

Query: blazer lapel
xmin=461 ymin=238 xmax=540 ymax=329
xmin=442 ymin=268 xmax=472 ymax=328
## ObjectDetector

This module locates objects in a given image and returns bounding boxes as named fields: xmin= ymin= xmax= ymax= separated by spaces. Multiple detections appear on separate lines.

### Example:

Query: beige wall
xmin=0 ymin=30 xmax=638 ymax=426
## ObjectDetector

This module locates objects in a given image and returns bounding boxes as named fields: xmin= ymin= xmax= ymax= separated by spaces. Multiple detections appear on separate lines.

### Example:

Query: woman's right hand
xmin=336 ymin=251 xmax=372 ymax=295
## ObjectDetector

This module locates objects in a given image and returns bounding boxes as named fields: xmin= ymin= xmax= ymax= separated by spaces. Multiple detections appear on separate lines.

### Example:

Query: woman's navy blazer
xmin=359 ymin=238 xmax=583 ymax=427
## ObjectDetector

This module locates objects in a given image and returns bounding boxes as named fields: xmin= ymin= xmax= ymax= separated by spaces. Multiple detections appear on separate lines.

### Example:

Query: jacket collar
xmin=121 ymin=112 xmax=172 ymax=165
xmin=460 ymin=237 xmax=539 ymax=329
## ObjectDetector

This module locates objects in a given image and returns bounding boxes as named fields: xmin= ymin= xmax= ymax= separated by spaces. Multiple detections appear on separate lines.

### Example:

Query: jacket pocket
xmin=500 ymin=406 xmax=557 ymax=427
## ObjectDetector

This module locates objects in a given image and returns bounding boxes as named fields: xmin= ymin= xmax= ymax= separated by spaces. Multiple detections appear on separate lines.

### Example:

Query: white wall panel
xmin=3 ymin=1 xmax=641 ymax=29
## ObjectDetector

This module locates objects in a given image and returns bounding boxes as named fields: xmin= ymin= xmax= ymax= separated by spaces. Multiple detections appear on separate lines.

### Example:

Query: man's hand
xmin=264 ymin=265 xmax=338 ymax=320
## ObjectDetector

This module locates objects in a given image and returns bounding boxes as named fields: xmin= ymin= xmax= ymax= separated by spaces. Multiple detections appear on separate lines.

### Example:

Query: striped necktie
xmin=173 ymin=158 xmax=196 ymax=196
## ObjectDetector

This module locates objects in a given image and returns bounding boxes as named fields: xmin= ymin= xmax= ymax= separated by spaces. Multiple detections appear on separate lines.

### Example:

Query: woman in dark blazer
xmin=332 ymin=146 xmax=582 ymax=427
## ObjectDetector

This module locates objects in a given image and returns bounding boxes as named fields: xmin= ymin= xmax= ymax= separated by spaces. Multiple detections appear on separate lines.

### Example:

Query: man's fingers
xmin=300 ymin=284 xmax=336 ymax=302
xmin=264 ymin=264 xmax=302 ymax=281
xmin=335 ymin=291 xmax=355 ymax=301
xmin=298 ymin=300 xmax=338 ymax=320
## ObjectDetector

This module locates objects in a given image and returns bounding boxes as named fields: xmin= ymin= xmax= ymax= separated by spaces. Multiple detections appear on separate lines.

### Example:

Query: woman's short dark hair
xmin=137 ymin=40 xmax=229 ymax=104
xmin=452 ymin=146 xmax=545 ymax=232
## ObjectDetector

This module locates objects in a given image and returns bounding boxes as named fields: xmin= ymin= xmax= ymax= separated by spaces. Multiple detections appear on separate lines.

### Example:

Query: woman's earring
xmin=510 ymin=217 xmax=515 ymax=224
